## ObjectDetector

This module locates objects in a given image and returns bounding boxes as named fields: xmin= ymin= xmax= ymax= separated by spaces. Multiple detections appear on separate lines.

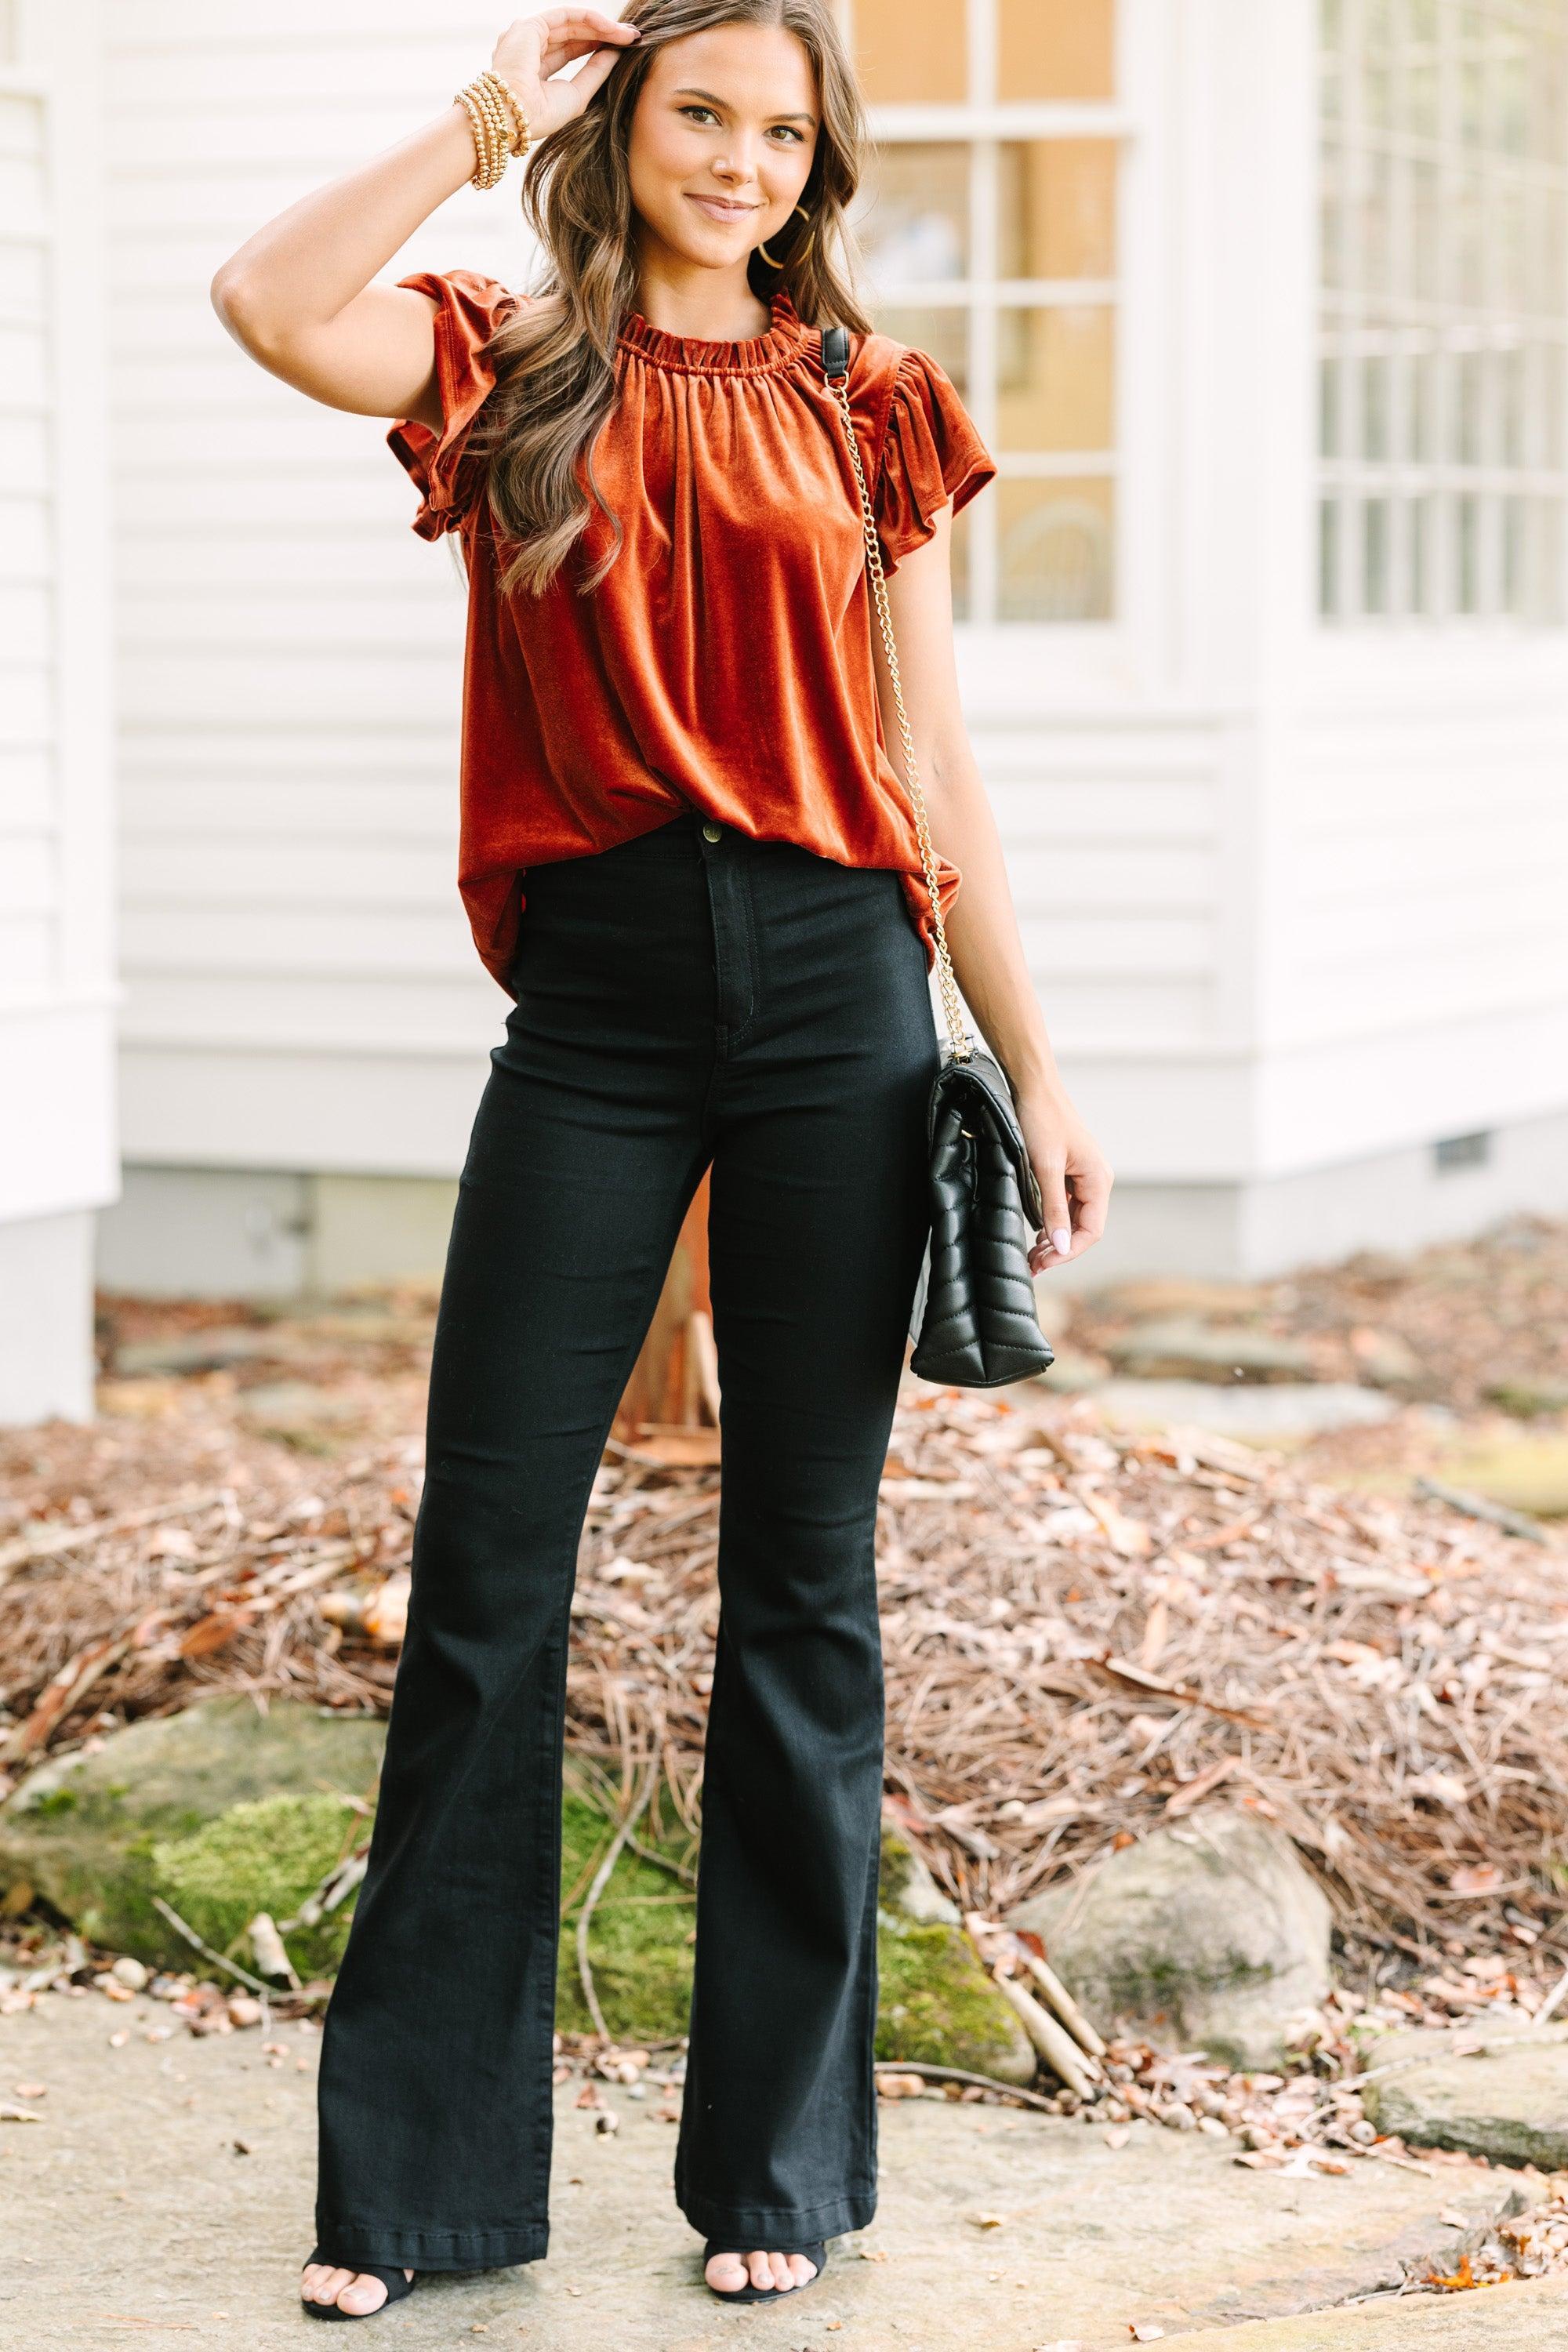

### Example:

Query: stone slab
xmin=1174 ymin=2278 xmax=1568 ymax=2349
xmin=1362 ymin=2024 xmax=1568 ymax=2169
xmin=1090 ymin=1380 xmax=1398 ymax=1439
xmin=0 ymin=1988 xmax=1532 ymax=2352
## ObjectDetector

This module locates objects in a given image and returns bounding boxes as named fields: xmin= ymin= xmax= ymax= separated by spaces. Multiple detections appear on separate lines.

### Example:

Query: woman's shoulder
xmin=837 ymin=321 xmax=972 ymax=455
xmin=397 ymin=269 xmax=568 ymax=343
xmin=846 ymin=322 xmax=959 ymax=419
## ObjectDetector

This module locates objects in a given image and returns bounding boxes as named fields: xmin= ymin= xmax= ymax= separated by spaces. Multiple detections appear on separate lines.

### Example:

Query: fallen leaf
xmin=1449 ymin=1864 xmax=1505 ymax=1896
xmin=145 ymin=1526 xmax=198 ymax=1561
xmin=13 ymin=2083 xmax=45 ymax=2100
xmin=971 ymin=2212 xmax=1007 ymax=2230
xmin=1165 ymin=1756 xmax=1240 ymax=1816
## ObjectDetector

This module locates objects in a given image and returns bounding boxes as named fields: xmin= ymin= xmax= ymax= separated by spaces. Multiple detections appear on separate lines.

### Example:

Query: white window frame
xmin=845 ymin=0 xmax=1155 ymax=677
xmin=1319 ymin=0 xmax=1568 ymax=629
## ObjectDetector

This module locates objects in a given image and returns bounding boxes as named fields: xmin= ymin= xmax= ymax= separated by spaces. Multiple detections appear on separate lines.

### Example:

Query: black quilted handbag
xmin=822 ymin=325 xmax=1055 ymax=1388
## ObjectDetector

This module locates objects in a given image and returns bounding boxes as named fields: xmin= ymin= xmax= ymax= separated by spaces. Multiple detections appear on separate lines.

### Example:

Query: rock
xmin=553 ymin=1807 xmax=1034 ymax=2084
xmin=876 ymin=1927 xmax=1036 ymax=2086
xmin=1 ymin=1705 xmax=1029 ymax=2079
xmin=876 ymin=1832 xmax=1037 ymax=2080
xmin=1348 ymin=1329 xmax=1425 ymax=1390
xmin=153 ymin=1791 xmax=366 ymax=1978
xmin=1092 ymin=1380 xmax=1396 ymax=1439
xmin=234 ymin=1381 xmax=364 ymax=1430
xmin=1432 ymin=1435 xmax=1568 ymax=1519
xmin=111 ymin=1327 xmax=273 ymax=1377
xmin=1483 ymin=1377 xmax=1568 ymax=1420
xmin=1035 ymin=1350 xmax=1108 ymax=1396
xmin=0 ymin=1697 xmax=387 ymax=1969
xmin=1108 ymin=1319 xmax=1317 ymax=1385
xmin=880 ymin=1827 xmax=960 ymax=1925
xmin=1092 ymin=1279 xmax=1274 ymax=1319
xmin=1007 ymin=1809 xmax=1333 ymax=2070
xmin=1361 ymin=2025 xmax=1568 ymax=2169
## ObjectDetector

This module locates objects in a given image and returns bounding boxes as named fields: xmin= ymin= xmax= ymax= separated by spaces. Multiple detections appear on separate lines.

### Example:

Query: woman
xmin=212 ymin=0 xmax=1112 ymax=2322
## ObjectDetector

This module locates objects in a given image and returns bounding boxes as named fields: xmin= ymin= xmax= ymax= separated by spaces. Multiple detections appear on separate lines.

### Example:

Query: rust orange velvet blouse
xmin=388 ymin=272 xmax=998 ymax=992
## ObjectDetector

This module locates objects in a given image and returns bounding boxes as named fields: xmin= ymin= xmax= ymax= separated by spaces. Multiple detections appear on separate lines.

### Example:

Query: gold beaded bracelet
xmin=455 ymin=84 xmax=506 ymax=190
xmin=478 ymin=67 xmax=532 ymax=156
xmin=454 ymin=68 xmax=532 ymax=190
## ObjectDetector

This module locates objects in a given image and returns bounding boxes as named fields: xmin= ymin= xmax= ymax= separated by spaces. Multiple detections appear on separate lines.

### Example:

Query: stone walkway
xmin=6 ymin=1997 xmax=1567 ymax=2350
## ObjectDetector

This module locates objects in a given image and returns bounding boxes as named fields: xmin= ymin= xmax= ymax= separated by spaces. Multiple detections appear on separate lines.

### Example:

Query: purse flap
xmin=929 ymin=1049 xmax=1045 ymax=1228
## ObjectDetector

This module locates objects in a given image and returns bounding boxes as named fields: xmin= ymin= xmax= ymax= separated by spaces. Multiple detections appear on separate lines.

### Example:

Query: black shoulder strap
xmin=821 ymin=324 xmax=850 ymax=384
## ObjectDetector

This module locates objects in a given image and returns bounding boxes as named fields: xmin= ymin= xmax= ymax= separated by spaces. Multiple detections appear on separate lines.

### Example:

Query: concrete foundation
xmin=95 ymin=1102 xmax=1568 ymax=1301
xmin=96 ymin=1168 xmax=458 ymax=1299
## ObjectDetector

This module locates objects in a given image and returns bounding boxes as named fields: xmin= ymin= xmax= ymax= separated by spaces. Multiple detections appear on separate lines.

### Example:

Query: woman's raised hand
xmin=492 ymin=10 xmax=644 ymax=143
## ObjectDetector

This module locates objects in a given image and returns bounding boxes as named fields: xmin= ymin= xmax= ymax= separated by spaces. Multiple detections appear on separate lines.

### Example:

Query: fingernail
xmin=1051 ymin=1228 xmax=1072 ymax=1256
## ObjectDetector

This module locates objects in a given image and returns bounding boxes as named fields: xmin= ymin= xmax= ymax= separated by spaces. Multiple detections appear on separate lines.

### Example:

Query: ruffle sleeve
xmin=387 ymin=268 xmax=520 ymax=539
xmin=873 ymin=347 xmax=997 ymax=578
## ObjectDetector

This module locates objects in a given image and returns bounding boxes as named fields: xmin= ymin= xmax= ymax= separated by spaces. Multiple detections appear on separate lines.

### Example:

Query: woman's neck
xmin=628 ymin=256 xmax=772 ymax=342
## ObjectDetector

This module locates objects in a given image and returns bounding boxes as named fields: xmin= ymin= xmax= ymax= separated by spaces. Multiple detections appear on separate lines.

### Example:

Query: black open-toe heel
xmin=703 ymin=2240 xmax=828 ymax=2305
xmin=300 ymin=2249 xmax=417 ymax=2321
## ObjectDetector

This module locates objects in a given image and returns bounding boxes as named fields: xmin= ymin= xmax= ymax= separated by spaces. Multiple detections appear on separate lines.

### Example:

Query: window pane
xmin=855 ymin=146 xmax=970 ymax=291
xmin=1319 ymin=498 xmax=1342 ymax=616
xmin=996 ymin=307 xmax=1116 ymax=452
xmin=1000 ymin=0 xmax=1116 ymax=101
xmin=871 ymin=305 xmax=969 ymax=390
xmin=998 ymin=141 xmax=1117 ymax=281
xmin=1363 ymin=497 xmax=1391 ymax=613
xmin=996 ymin=478 xmax=1116 ymax=621
xmin=853 ymin=0 xmax=969 ymax=104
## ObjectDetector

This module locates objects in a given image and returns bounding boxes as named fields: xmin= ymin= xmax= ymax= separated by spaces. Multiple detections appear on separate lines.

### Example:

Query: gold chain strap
xmin=826 ymin=369 xmax=971 ymax=1063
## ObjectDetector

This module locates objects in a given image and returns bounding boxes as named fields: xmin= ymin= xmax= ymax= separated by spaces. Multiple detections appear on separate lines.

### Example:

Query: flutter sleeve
xmin=873 ymin=346 xmax=998 ymax=577
xmin=387 ymin=268 xmax=520 ymax=539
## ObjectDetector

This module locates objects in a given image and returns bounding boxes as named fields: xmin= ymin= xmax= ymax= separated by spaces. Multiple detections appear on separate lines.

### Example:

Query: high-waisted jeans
xmin=314 ymin=812 xmax=939 ymax=2270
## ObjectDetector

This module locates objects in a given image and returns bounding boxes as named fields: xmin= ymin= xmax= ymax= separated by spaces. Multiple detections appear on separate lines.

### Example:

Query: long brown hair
xmin=470 ymin=0 xmax=876 ymax=598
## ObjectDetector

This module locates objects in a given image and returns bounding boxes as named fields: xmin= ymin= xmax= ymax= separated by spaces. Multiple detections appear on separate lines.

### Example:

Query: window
xmin=848 ymin=0 xmax=1121 ymax=623
xmin=1320 ymin=0 xmax=1568 ymax=623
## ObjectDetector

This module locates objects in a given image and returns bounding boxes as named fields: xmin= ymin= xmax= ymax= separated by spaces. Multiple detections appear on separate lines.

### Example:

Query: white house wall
xmin=0 ymin=1 xmax=115 ymax=1419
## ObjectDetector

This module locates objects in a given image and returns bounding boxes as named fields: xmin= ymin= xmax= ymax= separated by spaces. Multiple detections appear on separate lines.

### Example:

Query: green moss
xmin=30 ymin=1788 xmax=78 ymax=1817
xmin=875 ymin=1910 xmax=1032 ymax=2076
xmin=554 ymin=1790 xmax=698 ymax=2044
xmin=151 ymin=1793 xmax=362 ymax=1978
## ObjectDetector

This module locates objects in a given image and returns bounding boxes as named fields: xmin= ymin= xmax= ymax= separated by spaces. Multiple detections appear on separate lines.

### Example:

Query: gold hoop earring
xmin=757 ymin=203 xmax=815 ymax=268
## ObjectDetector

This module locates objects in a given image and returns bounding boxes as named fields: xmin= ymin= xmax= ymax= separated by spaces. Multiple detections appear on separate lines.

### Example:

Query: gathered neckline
xmin=616 ymin=283 xmax=815 ymax=377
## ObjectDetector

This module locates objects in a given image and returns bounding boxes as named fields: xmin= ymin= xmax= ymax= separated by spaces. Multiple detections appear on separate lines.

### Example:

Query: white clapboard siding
xmin=0 ymin=16 xmax=116 ymax=1241
xmin=1250 ymin=642 xmax=1568 ymax=1174
xmin=106 ymin=2 xmax=524 ymax=1159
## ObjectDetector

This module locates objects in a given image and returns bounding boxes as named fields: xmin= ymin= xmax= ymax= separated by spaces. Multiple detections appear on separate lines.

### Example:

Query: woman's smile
xmin=685 ymin=191 xmax=763 ymax=223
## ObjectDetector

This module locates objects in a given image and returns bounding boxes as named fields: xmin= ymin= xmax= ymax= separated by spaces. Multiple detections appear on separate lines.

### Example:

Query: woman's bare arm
xmin=209 ymin=10 xmax=641 ymax=429
xmin=878 ymin=516 xmax=1115 ymax=1274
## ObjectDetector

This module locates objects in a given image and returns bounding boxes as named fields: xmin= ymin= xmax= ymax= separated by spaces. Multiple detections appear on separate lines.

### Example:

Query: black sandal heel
xmin=703 ymin=2240 xmax=828 ymax=2304
xmin=301 ymin=2249 xmax=417 ymax=2321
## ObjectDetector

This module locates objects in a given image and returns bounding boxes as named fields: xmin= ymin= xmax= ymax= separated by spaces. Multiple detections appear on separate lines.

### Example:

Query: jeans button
xmin=702 ymin=822 xmax=722 ymax=843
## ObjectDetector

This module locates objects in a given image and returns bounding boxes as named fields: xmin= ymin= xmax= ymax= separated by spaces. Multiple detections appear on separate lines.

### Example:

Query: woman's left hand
xmin=1015 ymin=1089 xmax=1114 ymax=1275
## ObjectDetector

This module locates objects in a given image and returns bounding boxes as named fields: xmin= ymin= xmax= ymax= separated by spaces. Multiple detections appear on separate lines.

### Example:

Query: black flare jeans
xmin=313 ymin=812 xmax=938 ymax=2271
